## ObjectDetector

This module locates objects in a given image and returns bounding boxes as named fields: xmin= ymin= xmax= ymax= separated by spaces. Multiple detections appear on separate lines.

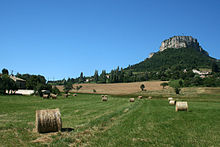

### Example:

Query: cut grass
xmin=0 ymin=90 xmax=220 ymax=146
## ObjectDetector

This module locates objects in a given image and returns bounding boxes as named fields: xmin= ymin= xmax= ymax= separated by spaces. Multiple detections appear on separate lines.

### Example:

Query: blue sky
xmin=0 ymin=0 xmax=220 ymax=80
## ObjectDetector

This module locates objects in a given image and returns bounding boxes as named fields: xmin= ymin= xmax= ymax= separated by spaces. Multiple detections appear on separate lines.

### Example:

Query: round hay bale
xmin=104 ymin=95 xmax=108 ymax=98
xmin=169 ymin=100 xmax=176 ymax=105
xmin=43 ymin=94 xmax=49 ymax=99
xmin=102 ymin=96 xmax=108 ymax=101
xmin=176 ymin=102 xmax=188 ymax=112
xmin=73 ymin=94 xmax=77 ymax=96
xmin=101 ymin=95 xmax=105 ymax=98
xmin=168 ymin=97 xmax=173 ymax=101
xmin=138 ymin=96 xmax=143 ymax=99
xmin=130 ymin=98 xmax=135 ymax=102
xmin=50 ymin=93 xmax=57 ymax=99
xmin=35 ymin=108 xmax=62 ymax=133
xmin=148 ymin=96 xmax=152 ymax=99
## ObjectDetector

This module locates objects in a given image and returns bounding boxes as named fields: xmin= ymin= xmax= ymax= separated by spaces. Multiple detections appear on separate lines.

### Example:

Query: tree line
xmin=0 ymin=68 xmax=60 ymax=96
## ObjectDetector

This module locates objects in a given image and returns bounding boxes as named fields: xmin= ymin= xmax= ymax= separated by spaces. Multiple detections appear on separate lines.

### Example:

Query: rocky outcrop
xmin=148 ymin=52 xmax=155 ymax=58
xmin=159 ymin=36 xmax=203 ymax=52
xmin=148 ymin=36 xmax=209 ymax=58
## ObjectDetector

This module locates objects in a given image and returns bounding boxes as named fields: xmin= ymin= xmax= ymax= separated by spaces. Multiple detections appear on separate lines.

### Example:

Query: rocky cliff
xmin=149 ymin=36 xmax=208 ymax=58
xmin=160 ymin=36 xmax=202 ymax=51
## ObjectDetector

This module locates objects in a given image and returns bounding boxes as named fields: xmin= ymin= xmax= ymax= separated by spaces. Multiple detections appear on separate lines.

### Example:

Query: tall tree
xmin=2 ymin=68 xmax=9 ymax=75
xmin=94 ymin=70 xmax=99 ymax=83
xmin=79 ymin=72 xmax=84 ymax=83
xmin=212 ymin=62 xmax=219 ymax=73
xmin=99 ymin=70 xmax=107 ymax=83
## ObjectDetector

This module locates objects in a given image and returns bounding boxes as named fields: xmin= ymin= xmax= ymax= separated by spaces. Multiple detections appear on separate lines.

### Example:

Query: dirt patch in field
xmin=56 ymin=81 xmax=166 ymax=95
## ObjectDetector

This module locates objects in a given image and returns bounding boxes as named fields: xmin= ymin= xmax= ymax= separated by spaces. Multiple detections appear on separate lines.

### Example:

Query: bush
xmin=174 ymin=87 xmax=181 ymax=94
xmin=140 ymin=84 xmax=145 ymax=91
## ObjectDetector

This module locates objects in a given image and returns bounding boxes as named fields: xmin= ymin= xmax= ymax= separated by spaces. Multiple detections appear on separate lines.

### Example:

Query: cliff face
xmin=160 ymin=36 xmax=201 ymax=51
xmin=148 ymin=36 xmax=208 ymax=58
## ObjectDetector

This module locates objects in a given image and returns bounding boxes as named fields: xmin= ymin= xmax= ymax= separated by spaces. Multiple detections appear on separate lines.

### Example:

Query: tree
xmin=79 ymin=72 xmax=85 ymax=83
xmin=0 ymin=75 xmax=17 ymax=94
xmin=160 ymin=82 xmax=168 ymax=89
xmin=174 ymin=87 xmax=181 ymax=94
xmin=35 ymin=83 xmax=52 ymax=97
xmin=76 ymin=85 xmax=82 ymax=91
xmin=179 ymin=80 xmax=183 ymax=87
xmin=51 ymin=86 xmax=60 ymax=95
xmin=99 ymin=70 xmax=107 ymax=83
xmin=2 ymin=68 xmax=9 ymax=75
xmin=145 ymin=72 xmax=149 ymax=81
xmin=0 ymin=78 xmax=4 ymax=94
xmin=212 ymin=62 xmax=219 ymax=73
xmin=140 ymin=84 xmax=145 ymax=91
xmin=64 ymin=82 xmax=73 ymax=94
xmin=94 ymin=70 xmax=99 ymax=83
xmin=35 ymin=83 xmax=45 ymax=97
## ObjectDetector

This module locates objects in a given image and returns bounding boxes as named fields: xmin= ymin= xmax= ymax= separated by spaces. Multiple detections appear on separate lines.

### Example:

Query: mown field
xmin=56 ymin=81 xmax=165 ymax=95
xmin=0 ymin=88 xmax=220 ymax=146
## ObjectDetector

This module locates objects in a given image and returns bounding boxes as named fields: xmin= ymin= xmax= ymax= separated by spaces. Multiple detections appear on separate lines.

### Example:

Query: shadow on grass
xmin=61 ymin=128 xmax=74 ymax=132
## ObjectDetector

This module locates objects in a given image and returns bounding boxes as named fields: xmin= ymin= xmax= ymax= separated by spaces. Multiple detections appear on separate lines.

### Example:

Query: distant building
xmin=10 ymin=75 xmax=26 ymax=89
xmin=15 ymin=90 xmax=35 ymax=95
xmin=85 ymin=78 xmax=93 ymax=82
xmin=192 ymin=69 xmax=210 ymax=78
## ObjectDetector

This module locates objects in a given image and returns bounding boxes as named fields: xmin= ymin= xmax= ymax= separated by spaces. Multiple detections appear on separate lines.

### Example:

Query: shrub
xmin=160 ymin=82 xmax=168 ymax=89
xmin=174 ymin=87 xmax=181 ymax=94
xmin=140 ymin=84 xmax=145 ymax=91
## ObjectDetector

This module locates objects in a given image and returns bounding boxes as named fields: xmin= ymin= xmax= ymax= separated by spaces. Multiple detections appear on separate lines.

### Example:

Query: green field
xmin=0 ymin=90 xmax=220 ymax=146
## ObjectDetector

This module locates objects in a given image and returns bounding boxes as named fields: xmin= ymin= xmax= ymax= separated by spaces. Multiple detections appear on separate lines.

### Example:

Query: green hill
xmin=127 ymin=47 xmax=216 ymax=72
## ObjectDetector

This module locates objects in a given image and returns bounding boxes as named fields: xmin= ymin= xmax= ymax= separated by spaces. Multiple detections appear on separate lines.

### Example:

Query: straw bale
xmin=176 ymin=102 xmax=188 ymax=111
xmin=169 ymin=100 xmax=176 ymax=105
xmin=130 ymin=98 xmax=135 ymax=102
xmin=35 ymin=108 xmax=62 ymax=133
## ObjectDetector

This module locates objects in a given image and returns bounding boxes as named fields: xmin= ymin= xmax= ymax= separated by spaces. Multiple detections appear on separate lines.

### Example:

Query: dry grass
xmin=56 ymin=81 xmax=166 ymax=95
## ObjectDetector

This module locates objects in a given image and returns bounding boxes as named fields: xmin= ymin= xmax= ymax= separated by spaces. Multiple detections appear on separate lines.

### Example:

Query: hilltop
xmin=127 ymin=36 xmax=216 ymax=72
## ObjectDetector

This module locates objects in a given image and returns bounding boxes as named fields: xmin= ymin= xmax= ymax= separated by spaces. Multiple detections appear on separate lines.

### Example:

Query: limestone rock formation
xmin=148 ymin=36 xmax=209 ymax=58
xmin=160 ymin=36 xmax=201 ymax=51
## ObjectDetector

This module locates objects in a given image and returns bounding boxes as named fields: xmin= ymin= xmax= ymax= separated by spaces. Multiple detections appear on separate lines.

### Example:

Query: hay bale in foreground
xmin=101 ymin=95 xmax=104 ymax=98
xmin=138 ymin=96 xmax=143 ymax=99
xmin=168 ymin=97 xmax=173 ymax=101
xmin=50 ymin=94 xmax=57 ymax=99
xmin=148 ymin=96 xmax=152 ymax=99
xmin=43 ymin=94 xmax=49 ymax=99
xmin=35 ymin=108 xmax=62 ymax=133
xmin=102 ymin=96 xmax=108 ymax=101
xmin=169 ymin=100 xmax=176 ymax=105
xmin=176 ymin=102 xmax=188 ymax=112
xmin=130 ymin=98 xmax=135 ymax=102
xmin=73 ymin=94 xmax=77 ymax=96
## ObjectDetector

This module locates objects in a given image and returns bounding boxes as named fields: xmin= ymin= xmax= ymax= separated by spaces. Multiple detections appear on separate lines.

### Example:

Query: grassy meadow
xmin=0 ymin=88 xmax=220 ymax=146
